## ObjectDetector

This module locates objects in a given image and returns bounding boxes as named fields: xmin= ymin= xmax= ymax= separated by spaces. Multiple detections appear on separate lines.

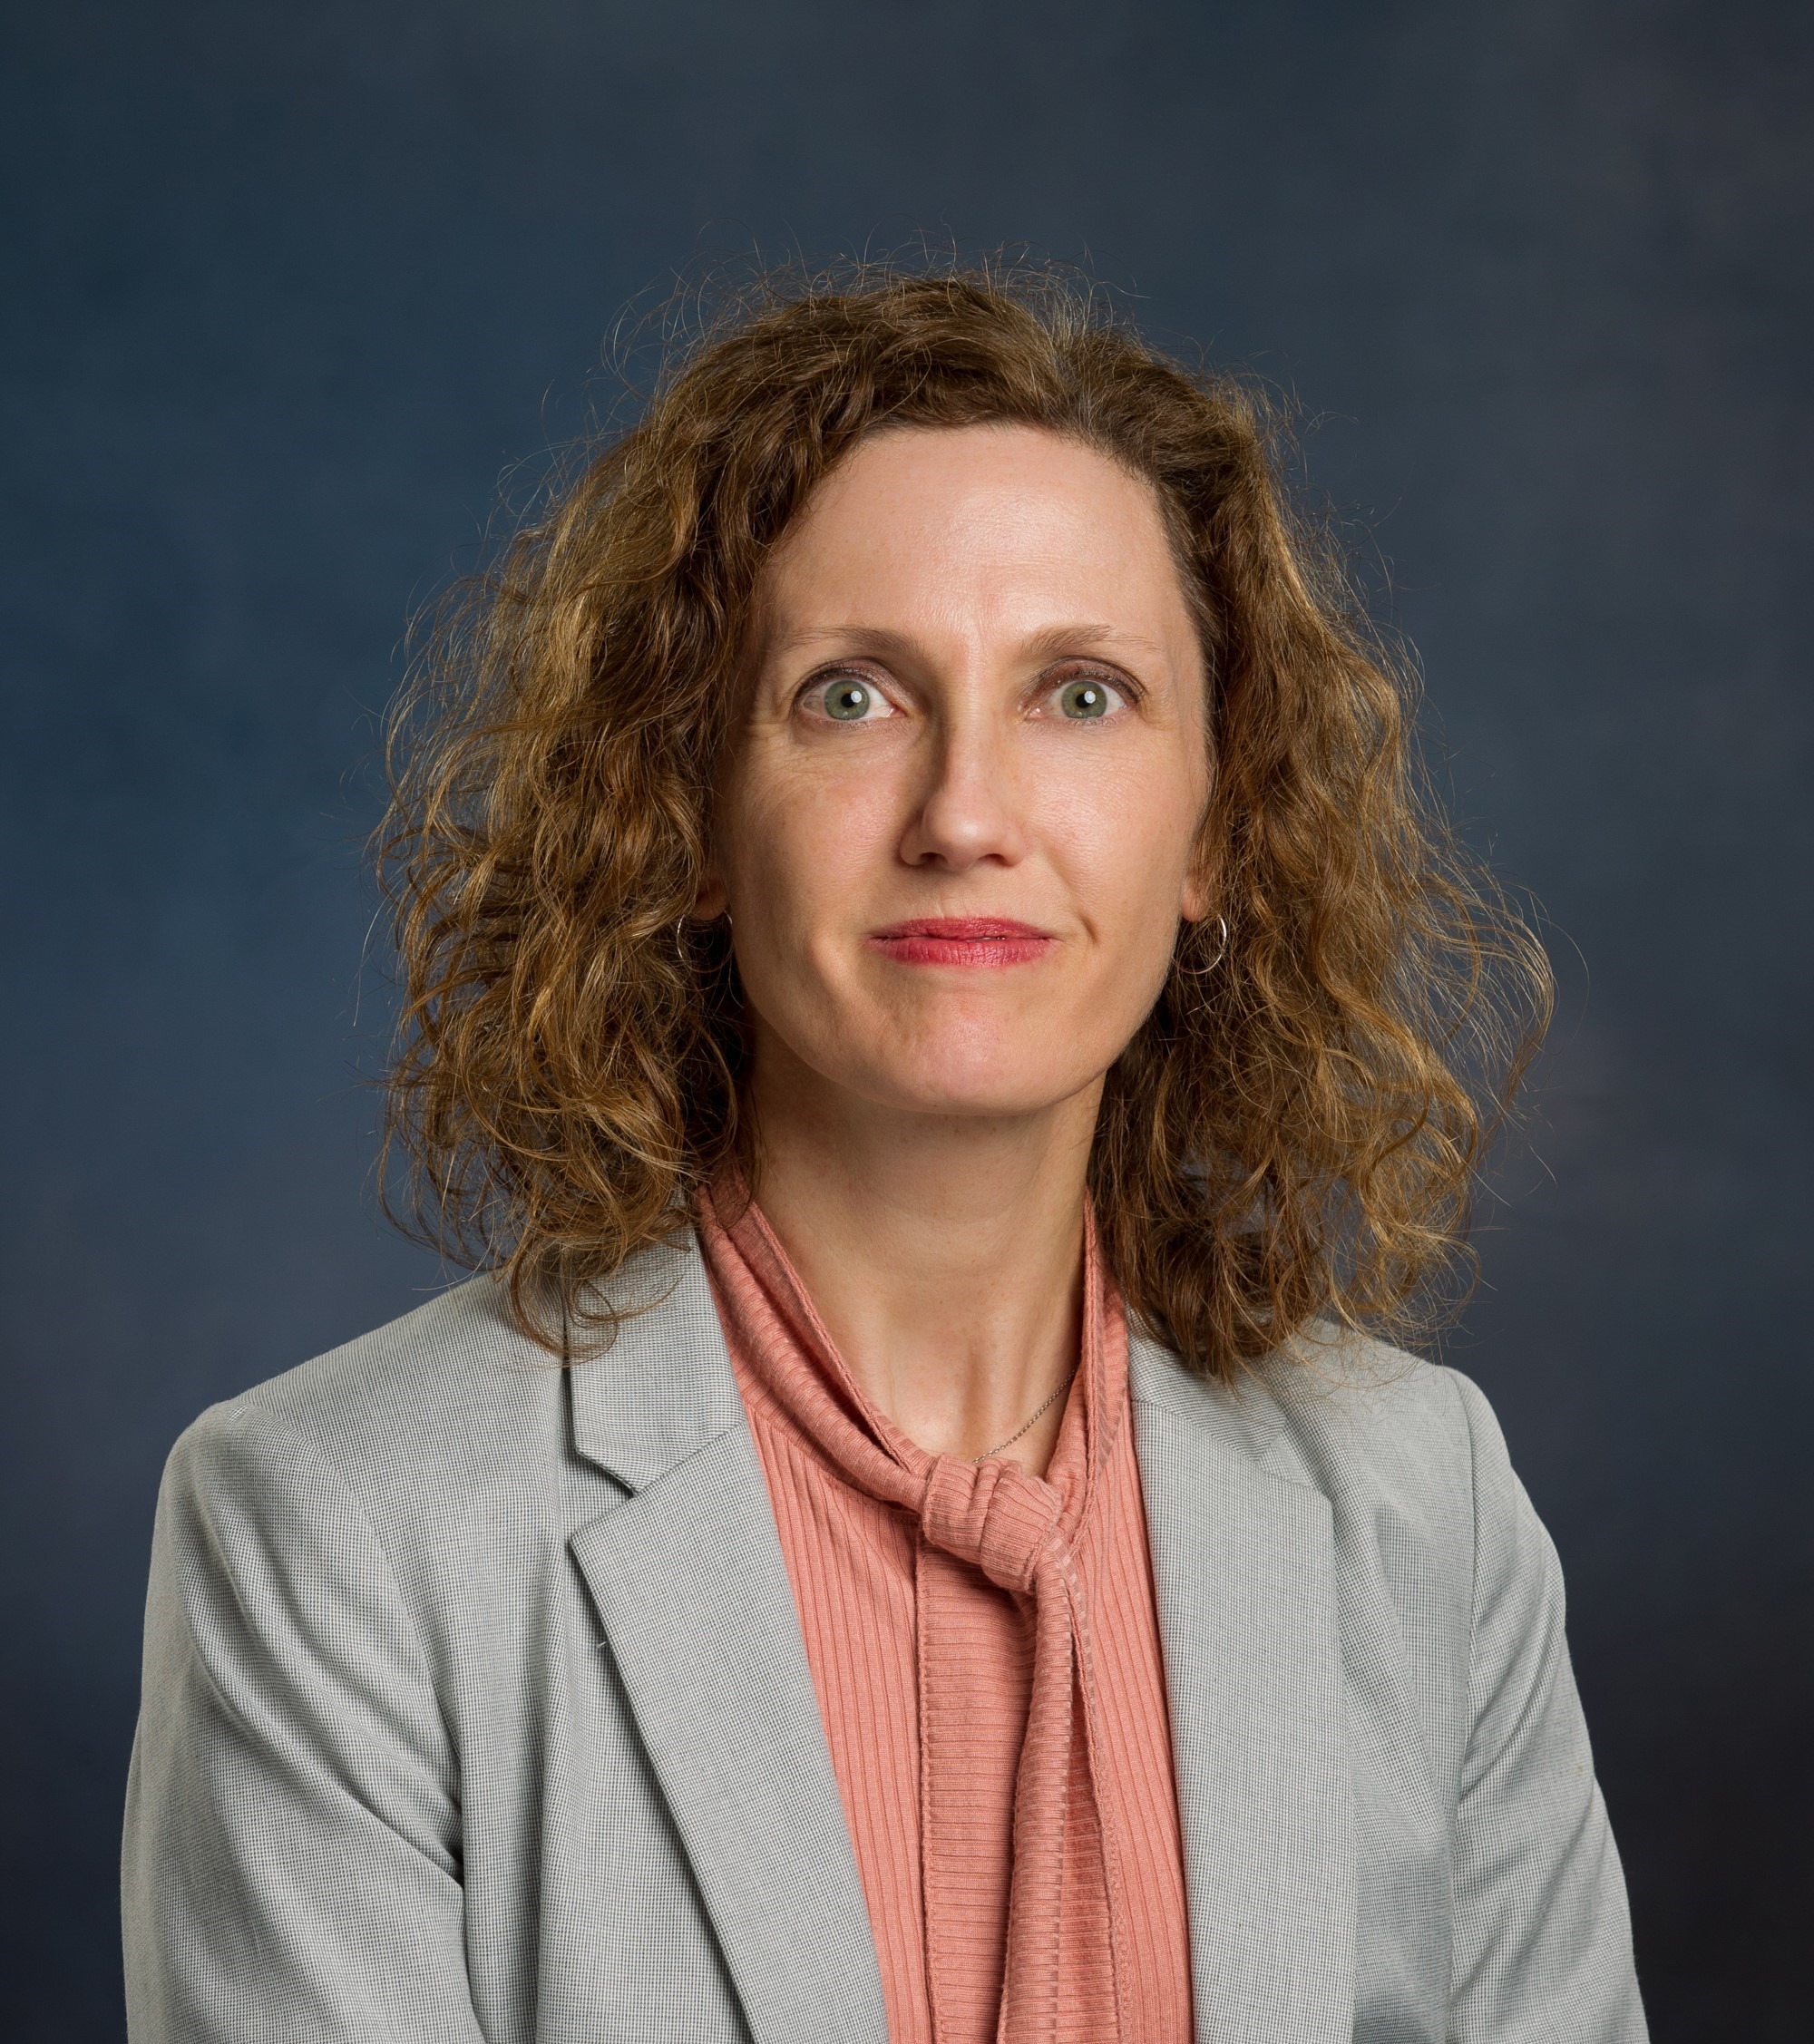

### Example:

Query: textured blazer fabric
xmin=122 ymin=1236 xmax=1648 ymax=2043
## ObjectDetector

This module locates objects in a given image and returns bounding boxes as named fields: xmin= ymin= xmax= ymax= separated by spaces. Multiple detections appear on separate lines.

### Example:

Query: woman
xmin=122 ymin=267 xmax=1646 ymax=2043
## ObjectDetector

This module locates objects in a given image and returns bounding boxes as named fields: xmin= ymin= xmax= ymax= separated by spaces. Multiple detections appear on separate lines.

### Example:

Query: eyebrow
xmin=770 ymin=621 xmax=1171 ymax=664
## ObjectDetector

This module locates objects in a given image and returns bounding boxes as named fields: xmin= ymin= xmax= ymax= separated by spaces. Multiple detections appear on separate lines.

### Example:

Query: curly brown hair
xmin=378 ymin=259 xmax=1551 ymax=1380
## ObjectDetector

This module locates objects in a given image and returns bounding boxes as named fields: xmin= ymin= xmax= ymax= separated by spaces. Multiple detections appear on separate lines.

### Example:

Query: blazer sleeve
xmin=122 ymin=1399 xmax=488 ymax=2044
xmin=1444 ymin=1369 xmax=1648 ymax=2043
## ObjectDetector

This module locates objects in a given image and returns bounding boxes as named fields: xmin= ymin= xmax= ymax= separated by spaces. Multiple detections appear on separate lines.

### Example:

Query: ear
xmin=691 ymin=866 xmax=729 ymax=920
xmin=1178 ymin=834 xmax=1219 ymax=924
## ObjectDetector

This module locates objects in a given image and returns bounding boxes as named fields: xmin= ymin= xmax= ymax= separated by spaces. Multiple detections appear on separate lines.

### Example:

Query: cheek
xmin=1043 ymin=745 xmax=1203 ymax=930
xmin=719 ymin=746 xmax=897 ymax=938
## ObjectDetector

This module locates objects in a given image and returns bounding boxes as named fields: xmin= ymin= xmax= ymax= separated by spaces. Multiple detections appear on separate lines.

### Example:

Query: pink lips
xmin=865 ymin=917 xmax=1056 ymax=968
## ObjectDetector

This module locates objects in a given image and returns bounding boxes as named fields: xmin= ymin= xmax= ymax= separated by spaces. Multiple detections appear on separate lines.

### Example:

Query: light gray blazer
xmin=122 ymin=1235 xmax=1646 ymax=2043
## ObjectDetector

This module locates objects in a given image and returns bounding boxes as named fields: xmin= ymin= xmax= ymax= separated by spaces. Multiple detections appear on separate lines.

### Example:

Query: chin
xmin=848 ymin=1034 xmax=1105 ymax=1121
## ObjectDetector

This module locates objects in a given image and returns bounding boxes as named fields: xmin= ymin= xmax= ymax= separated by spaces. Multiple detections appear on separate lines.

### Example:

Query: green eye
xmin=1058 ymin=677 xmax=1112 ymax=719
xmin=824 ymin=678 xmax=873 ymax=720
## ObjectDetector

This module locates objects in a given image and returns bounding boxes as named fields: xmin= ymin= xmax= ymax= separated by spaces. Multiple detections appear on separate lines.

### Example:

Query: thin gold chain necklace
xmin=971 ymin=1363 xmax=1079 ymax=1463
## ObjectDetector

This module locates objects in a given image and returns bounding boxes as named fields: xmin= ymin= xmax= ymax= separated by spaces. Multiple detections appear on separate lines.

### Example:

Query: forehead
xmin=758 ymin=423 xmax=1193 ymax=641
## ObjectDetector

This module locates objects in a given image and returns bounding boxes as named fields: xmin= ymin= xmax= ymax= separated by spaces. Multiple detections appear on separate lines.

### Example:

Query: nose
xmin=896 ymin=716 xmax=1029 ymax=872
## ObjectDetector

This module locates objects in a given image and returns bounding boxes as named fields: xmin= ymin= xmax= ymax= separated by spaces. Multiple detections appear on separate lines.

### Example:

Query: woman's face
xmin=706 ymin=422 xmax=1213 ymax=1124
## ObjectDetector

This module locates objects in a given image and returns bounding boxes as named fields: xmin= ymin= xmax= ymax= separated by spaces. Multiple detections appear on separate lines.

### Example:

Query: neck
xmin=742 ymin=1041 xmax=1102 ymax=1472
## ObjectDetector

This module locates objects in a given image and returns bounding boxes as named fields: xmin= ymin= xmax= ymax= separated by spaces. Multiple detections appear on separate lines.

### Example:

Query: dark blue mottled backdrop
xmin=4 ymin=3 xmax=1808 ymax=2037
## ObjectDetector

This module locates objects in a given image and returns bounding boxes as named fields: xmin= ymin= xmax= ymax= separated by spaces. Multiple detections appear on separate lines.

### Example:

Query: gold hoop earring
xmin=675 ymin=910 xmax=731 ymax=957
xmin=1174 ymin=913 xmax=1229 ymax=980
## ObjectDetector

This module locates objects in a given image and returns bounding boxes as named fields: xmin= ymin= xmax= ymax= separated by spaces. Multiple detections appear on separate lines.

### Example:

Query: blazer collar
xmin=565 ymin=1234 xmax=749 ymax=1491
xmin=565 ymin=1235 xmax=888 ymax=2044
xmin=1129 ymin=1334 xmax=1357 ymax=2044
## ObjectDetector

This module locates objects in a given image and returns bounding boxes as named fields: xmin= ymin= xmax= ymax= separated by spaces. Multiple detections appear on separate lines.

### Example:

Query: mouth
xmin=864 ymin=917 xmax=1058 ymax=968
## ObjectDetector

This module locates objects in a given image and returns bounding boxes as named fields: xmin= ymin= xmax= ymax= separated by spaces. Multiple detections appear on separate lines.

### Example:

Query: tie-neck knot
xmin=919 ymin=1454 xmax=1068 ymax=1595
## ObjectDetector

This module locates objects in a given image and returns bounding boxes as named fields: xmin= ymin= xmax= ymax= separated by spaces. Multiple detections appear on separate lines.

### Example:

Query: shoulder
xmin=160 ymin=1238 xmax=720 ymax=1555
xmin=1134 ymin=1319 xmax=1485 ymax=1498
xmin=1132 ymin=1320 xmax=1533 ymax=1619
xmin=157 ymin=1267 xmax=639 ymax=1601
xmin=171 ymin=1273 xmax=563 ymax=1496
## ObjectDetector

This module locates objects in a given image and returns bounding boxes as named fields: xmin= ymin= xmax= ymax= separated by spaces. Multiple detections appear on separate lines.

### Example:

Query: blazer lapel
xmin=564 ymin=1241 xmax=886 ymax=2044
xmin=1130 ymin=1337 xmax=1356 ymax=2044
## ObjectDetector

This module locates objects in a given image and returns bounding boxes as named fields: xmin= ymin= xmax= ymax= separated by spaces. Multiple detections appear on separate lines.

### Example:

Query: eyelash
xmin=801 ymin=667 xmax=897 ymax=720
xmin=1038 ymin=665 xmax=1135 ymax=719
xmin=797 ymin=663 xmax=1138 ymax=721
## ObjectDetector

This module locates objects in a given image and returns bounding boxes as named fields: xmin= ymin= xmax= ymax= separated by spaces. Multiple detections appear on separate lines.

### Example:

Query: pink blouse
xmin=696 ymin=1179 xmax=1193 ymax=2044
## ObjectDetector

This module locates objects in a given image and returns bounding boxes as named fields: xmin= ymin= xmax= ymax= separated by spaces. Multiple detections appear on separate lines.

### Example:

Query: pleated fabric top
xmin=695 ymin=1177 xmax=1193 ymax=2044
